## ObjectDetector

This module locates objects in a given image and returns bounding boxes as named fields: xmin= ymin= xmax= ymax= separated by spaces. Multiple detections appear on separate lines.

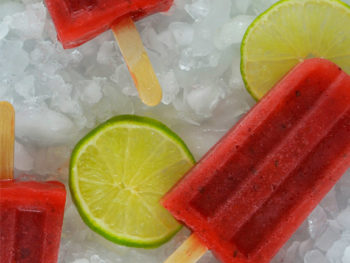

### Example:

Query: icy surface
xmin=0 ymin=0 xmax=349 ymax=262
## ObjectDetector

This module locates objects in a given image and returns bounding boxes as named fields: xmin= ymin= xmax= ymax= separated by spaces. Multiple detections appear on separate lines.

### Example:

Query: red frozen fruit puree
xmin=162 ymin=58 xmax=350 ymax=263
xmin=0 ymin=180 xmax=66 ymax=263
xmin=44 ymin=0 xmax=174 ymax=48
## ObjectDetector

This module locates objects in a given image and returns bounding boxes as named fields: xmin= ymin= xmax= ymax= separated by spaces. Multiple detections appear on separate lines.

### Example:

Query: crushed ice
xmin=0 ymin=0 xmax=349 ymax=262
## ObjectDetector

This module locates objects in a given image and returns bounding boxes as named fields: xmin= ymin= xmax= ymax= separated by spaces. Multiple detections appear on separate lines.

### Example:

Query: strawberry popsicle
xmin=0 ymin=181 xmax=66 ymax=263
xmin=45 ymin=0 xmax=172 ymax=106
xmin=0 ymin=102 xmax=66 ymax=263
xmin=45 ymin=0 xmax=173 ymax=49
xmin=162 ymin=58 xmax=350 ymax=263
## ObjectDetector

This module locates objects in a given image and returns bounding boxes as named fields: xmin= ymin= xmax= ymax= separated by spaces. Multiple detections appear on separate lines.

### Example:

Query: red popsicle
xmin=45 ymin=0 xmax=173 ymax=49
xmin=0 ymin=181 xmax=66 ymax=263
xmin=0 ymin=102 xmax=66 ymax=263
xmin=162 ymin=58 xmax=350 ymax=263
xmin=44 ymin=0 xmax=174 ymax=106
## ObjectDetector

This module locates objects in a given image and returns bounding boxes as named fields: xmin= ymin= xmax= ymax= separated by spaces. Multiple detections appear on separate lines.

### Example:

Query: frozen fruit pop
xmin=44 ymin=0 xmax=173 ymax=106
xmin=162 ymin=58 xmax=350 ymax=263
xmin=44 ymin=0 xmax=172 ymax=49
xmin=0 ymin=102 xmax=66 ymax=263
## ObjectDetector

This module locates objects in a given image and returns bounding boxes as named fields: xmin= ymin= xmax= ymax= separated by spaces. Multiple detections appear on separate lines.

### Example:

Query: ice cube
xmin=185 ymin=0 xmax=211 ymax=21
xmin=299 ymin=239 xmax=314 ymax=258
xmin=214 ymin=15 xmax=255 ymax=50
xmin=337 ymin=207 xmax=350 ymax=231
xmin=16 ymin=107 xmax=75 ymax=146
xmin=308 ymin=206 xmax=328 ymax=239
xmin=0 ymin=40 xmax=29 ymax=78
xmin=327 ymin=238 xmax=350 ymax=263
xmin=315 ymin=226 xmax=341 ymax=252
xmin=111 ymin=64 xmax=137 ymax=97
xmin=284 ymin=241 xmax=300 ymax=263
xmin=159 ymin=70 xmax=180 ymax=105
xmin=157 ymin=30 xmax=175 ymax=50
xmin=186 ymin=84 xmax=223 ymax=117
xmin=8 ymin=3 xmax=46 ymax=39
xmin=80 ymin=79 xmax=103 ymax=105
xmin=343 ymin=246 xmax=350 ymax=263
xmin=97 ymin=41 xmax=117 ymax=65
xmin=0 ymin=21 xmax=9 ymax=40
xmin=14 ymin=141 xmax=34 ymax=171
xmin=169 ymin=22 xmax=194 ymax=46
xmin=235 ymin=0 xmax=252 ymax=13
xmin=321 ymin=188 xmax=339 ymax=217
xmin=15 ymin=75 xmax=35 ymax=98
xmin=0 ymin=2 xmax=24 ymax=20
xmin=304 ymin=250 xmax=329 ymax=263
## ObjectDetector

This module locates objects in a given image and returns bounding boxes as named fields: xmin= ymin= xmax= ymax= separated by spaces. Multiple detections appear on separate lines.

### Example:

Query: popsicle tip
xmin=0 ymin=101 xmax=15 ymax=113
xmin=112 ymin=16 xmax=163 ymax=107
xmin=140 ymin=87 xmax=162 ymax=107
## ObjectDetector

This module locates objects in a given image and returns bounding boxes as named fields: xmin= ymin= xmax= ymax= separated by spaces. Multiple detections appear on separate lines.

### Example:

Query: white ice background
xmin=1 ymin=0 xmax=350 ymax=262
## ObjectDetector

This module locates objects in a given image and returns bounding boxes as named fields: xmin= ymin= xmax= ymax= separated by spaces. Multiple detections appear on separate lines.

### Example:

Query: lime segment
xmin=241 ymin=0 xmax=350 ymax=100
xmin=69 ymin=115 xmax=195 ymax=248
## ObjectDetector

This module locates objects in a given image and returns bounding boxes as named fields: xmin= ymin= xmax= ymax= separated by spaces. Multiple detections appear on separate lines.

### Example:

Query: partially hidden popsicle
xmin=45 ymin=0 xmax=174 ymax=106
xmin=0 ymin=102 xmax=66 ymax=263
xmin=162 ymin=58 xmax=350 ymax=263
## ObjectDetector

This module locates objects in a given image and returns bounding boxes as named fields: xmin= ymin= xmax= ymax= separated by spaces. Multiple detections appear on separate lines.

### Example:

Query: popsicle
xmin=162 ymin=58 xmax=350 ymax=263
xmin=0 ymin=102 xmax=66 ymax=263
xmin=44 ymin=0 xmax=174 ymax=106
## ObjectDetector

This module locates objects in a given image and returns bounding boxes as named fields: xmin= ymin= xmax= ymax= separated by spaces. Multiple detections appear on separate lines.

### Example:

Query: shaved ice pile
xmin=1 ymin=0 xmax=350 ymax=262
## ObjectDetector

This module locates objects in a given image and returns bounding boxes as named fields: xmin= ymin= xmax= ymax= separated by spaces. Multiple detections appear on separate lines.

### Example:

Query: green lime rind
xmin=240 ymin=0 xmax=289 ymax=101
xmin=69 ymin=115 xmax=195 ymax=248
xmin=240 ymin=0 xmax=350 ymax=101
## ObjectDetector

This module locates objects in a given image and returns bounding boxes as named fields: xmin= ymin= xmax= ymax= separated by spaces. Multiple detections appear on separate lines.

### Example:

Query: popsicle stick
xmin=0 ymin=102 xmax=15 ymax=180
xmin=112 ymin=16 xmax=162 ymax=107
xmin=164 ymin=233 xmax=208 ymax=263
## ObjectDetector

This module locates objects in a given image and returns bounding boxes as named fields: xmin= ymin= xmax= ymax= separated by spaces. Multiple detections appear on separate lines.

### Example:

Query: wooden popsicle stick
xmin=111 ymin=16 xmax=162 ymax=107
xmin=0 ymin=101 xmax=15 ymax=180
xmin=164 ymin=233 xmax=208 ymax=263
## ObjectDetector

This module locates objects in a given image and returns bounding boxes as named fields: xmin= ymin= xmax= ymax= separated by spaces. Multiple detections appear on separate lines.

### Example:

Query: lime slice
xmin=241 ymin=0 xmax=350 ymax=100
xmin=69 ymin=115 xmax=195 ymax=248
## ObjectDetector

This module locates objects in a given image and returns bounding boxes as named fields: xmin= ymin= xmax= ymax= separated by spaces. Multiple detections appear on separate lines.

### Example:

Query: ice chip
xmin=235 ymin=0 xmax=252 ymax=13
xmin=8 ymin=3 xmax=46 ymax=39
xmin=304 ymin=250 xmax=329 ymax=263
xmin=320 ymin=188 xmax=339 ymax=216
xmin=343 ymin=246 xmax=350 ymax=263
xmin=327 ymin=239 xmax=350 ymax=263
xmin=0 ymin=21 xmax=9 ymax=40
xmin=185 ymin=0 xmax=211 ymax=21
xmin=0 ymin=40 xmax=29 ymax=78
xmin=80 ymin=79 xmax=104 ymax=104
xmin=16 ymin=107 xmax=75 ymax=146
xmin=14 ymin=141 xmax=34 ymax=171
xmin=0 ymin=2 xmax=24 ymax=20
xmin=15 ymin=75 xmax=35 ymax=98
xmin=186 ymin=85 xmax=223 ymax=117
xmin=299 ymin=239 xmax=314 ymax=258
xmin=284 ymin=241 xmax=300 ymax=263
xmin=214 ymin=15 xmax=255 ymax=50
xmin=315 ymin=226 xmax=341 ymax=252
xmin=97 ymin=41 xmax=117 ymax=65
xmin=308 ymin=206 xmax=328 ymax=239
xmin=337 ymin=207 xmax=350 ymax=230
xmin=159 ymin=70 xmax=180 ymax=105
xmin=157 ymin=30 xmax=175 ymax=50
xmin=169 ymin=22 xmax=194 ymax=46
